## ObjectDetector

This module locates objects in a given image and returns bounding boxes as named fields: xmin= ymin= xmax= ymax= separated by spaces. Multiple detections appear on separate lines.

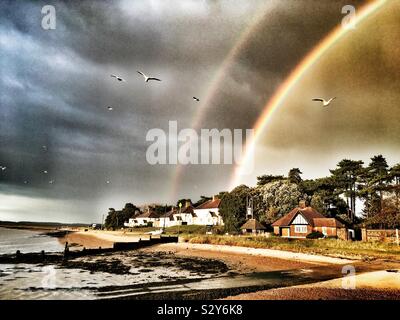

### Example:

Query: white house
xmin=173 ymin=202 xmax=195 ymax=225
xmin=124 ymin=210 xmax=159 ymax=227
xmin=153 ymin=209 xmax=176 ymax=228
xmin=193 ymin=196 xmax=223 ymax=226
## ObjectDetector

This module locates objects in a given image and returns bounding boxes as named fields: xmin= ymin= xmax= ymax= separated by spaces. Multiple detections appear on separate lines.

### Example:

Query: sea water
xmin=0 ymin=227 xmax=64 ymax=255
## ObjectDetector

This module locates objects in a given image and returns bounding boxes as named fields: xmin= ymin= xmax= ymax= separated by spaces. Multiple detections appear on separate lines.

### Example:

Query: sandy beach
xmin=58 ymin=230 xmax=150 ymax=249
xmin=53 ymin=230 xmax=400 ymax=299
xmin=223 ymin=270 xmax=400 ymax=300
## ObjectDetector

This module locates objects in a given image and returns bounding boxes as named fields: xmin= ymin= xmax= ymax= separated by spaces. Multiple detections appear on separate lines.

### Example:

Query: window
xmin=294 ymin=225 xmax=307 ymax=233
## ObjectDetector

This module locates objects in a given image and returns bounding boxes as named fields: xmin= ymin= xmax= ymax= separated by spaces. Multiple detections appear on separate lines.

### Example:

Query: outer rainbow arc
xmin=168 ymin=2 xmax=275 ymax=202
xmin=229 ymin=0 xmax=387 ymax=190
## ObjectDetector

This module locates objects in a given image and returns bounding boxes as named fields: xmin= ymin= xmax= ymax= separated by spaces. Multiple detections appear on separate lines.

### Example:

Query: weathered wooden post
xmin=396 ymin=228 xmax=399 ymax=246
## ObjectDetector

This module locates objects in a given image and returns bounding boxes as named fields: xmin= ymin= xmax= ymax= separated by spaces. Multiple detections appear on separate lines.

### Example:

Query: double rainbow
xmin=170 ymin=0 xmax=387 ymax=201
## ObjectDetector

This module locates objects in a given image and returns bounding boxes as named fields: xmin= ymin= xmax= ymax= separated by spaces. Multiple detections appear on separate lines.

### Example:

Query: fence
xmin=361 ymin=228 xmax=400 ymax=244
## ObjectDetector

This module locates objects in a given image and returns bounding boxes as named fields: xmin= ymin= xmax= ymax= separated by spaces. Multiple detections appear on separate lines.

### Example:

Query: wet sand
xmin=145 ymin=243 xmax=319 ymax=273
xmin=224 ymin=270 xmax=400 ymax=300
xmin=50 ymin=231 xmax=400 ymax=300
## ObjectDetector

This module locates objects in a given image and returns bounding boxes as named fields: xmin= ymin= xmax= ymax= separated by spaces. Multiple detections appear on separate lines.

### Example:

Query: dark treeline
xmin=218 ymin=155 xmax=400 ymax=232
xmin=105 ymin=155 xmax=400 ymax=232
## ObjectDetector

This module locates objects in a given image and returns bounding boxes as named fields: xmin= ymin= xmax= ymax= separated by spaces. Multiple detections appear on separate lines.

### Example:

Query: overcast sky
xmin=1 ymin=0 xmax=398 ymax=223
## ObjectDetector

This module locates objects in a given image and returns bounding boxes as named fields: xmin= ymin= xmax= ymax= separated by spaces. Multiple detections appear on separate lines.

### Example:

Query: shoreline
xmin=3 ymin=227 xmax=400 ymax=300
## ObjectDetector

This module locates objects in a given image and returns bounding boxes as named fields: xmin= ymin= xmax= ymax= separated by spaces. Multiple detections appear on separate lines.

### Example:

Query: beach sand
xmin=57 ymin=231 xmax=400 ymax=299
xmin=58 ymin=230 xmax=152 ymax=249
xmin=223 ymin=270 xmax=400 ymax=300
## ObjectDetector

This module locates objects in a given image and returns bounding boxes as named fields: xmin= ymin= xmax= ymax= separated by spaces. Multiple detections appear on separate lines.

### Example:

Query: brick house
xmin=272 ymin=201 xmax=348 ymax=240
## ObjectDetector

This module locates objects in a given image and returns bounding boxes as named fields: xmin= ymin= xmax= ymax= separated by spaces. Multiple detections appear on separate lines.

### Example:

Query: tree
xmin=256 ymin=174 xmax=286 ymax=186
xmin=301 ymin=177 xmax=346 ymax=216
xmin=288 ymin=168 xmax=302 ymax=184
xmin=389 ymin=163 xmax=400 ymax=210
xmin=193 ymin=196 xmax=212 ymax=207
xmin=104 ymin=203 xmax=140 ymax=230
xmin=258 ymin=180 xmax=303 ymax=224
xmin=330 ymin=159 xmax=364 ymax=222
xmin=219 ymin=185 xmax=250 ymax=232
xmin=176 ymin=199 xmax=191 ymax=207
xmin=364 ymin=195 xmax=400 ymax=229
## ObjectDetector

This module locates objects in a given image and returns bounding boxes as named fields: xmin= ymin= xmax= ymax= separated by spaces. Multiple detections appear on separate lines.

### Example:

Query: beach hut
xmin=240 ymin=219 xmax=266 ymax=234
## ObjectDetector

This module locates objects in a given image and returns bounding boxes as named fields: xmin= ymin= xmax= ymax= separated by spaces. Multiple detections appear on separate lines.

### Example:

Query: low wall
xmin=361 ymin=228 xmax=400 ymax=244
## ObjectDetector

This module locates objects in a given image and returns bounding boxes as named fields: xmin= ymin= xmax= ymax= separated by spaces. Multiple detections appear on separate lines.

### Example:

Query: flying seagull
xmin=312 ymin=97 xmax=336 ymax=107
xmin=49 ymin=180 xmax=55 ymax=184
xmin=137 ymin=71 xmax=161 ymax=82
xmin=42 ymin=145 xmax=47 ymax=151
xmin=43 ymin=170 xmax=48 ymax=174
xmin=193 ymin=97 xmax=200 ymax=102
xmin=0 ymin=166 xmax=6 ymax=171
xmin=107 ymin=106 xmax=114 ymax=111
xmin=110 ymin=74 xmax=125 ymax=82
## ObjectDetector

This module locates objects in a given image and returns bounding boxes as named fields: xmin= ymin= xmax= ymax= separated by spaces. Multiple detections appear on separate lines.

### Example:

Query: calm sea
xmin=0 ymin=227 xmax=64 ymax=255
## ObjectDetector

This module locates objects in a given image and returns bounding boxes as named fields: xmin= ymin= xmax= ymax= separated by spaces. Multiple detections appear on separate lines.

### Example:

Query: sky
xmin=0 ymin=0 xmax=398 ymax=223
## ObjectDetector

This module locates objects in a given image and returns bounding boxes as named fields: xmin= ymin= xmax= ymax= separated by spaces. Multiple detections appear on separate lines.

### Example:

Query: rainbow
xmin=168 ymin=2 xmax=274 ymax=200
xmin=229 ymin=0 xmax=387 ymax=190
xmin=170 ymin=0 xmax=387 ymax=201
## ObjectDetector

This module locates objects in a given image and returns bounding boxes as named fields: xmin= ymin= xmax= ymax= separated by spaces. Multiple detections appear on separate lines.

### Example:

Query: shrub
xmin=306 ymin=231 xmax=324 ymax=239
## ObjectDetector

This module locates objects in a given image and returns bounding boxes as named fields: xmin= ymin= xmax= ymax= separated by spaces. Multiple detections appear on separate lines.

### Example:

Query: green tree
xmin=104 ymin=203 xmax=141 ymax=230
xmin=258 ymin=180 xmax=302 ymax=224
xmin=330 ymin=159 xmax=364 ymax=222
xmin=256 ymin=174 xmax=286 ymax=186
xmin=176 ymin=199 xmax=191 ymax=207
xmin=193 ymin=196 xmax=212 ymax=207
xmin=219 ymin=185 xmax=250 ymax=232
xmin=288 ymin=168 xmax=302 ymax=184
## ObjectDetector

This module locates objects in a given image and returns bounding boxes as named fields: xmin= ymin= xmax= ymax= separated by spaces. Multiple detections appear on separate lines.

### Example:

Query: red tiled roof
xmin=313 ymin=218 xmax=345 ymax=228
xmin=181 ymin=205 xmax=194 ymax=214
xmin=195 ymin=199 xmax=221 ymax=210
xmin=272 ymin=207 xmax=325 ymax=227
xmin=136 ymin=211 xmax=159 ymax=219
xmin=240 ymin=219 xmax=266 ymax=230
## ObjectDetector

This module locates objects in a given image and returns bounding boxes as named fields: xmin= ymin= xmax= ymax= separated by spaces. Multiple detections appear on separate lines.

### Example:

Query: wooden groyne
xmin=0 ymin=235 xmax=178 ymax=264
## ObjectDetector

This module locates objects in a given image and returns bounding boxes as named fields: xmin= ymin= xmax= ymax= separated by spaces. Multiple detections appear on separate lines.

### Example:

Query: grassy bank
xmin=185 ymin=235 xmax=400 ymax=260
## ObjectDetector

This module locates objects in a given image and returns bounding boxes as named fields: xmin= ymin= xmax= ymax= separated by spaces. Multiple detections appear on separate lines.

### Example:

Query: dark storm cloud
xmin=1 ymin=0 xmax=383 ymax=223
xmin=1 ymin=0 xmax=271 ymax=222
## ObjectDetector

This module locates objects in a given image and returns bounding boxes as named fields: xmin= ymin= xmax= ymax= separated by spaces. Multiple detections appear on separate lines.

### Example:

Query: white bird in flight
xmin=43 ymin=170 xmax=48 ymax=174
xmin=49 ymin=180 xmax=55 ymax=184
xmin=137 ymin=71 xmax=161 ymax=83
xmin=110 ymin=74 xmax=126 ymax=82
xmin=107 ymin=106 xmax=113 ymax=111
xmin=312 ymin=97 xmax=336 ymax=107
xmin=193 ymin=97 xmax=200 ymax=102
xmin=0 ymin=166 xmax=6 ymax=171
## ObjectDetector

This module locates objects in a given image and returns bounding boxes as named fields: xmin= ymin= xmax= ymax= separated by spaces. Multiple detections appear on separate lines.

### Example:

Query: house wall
xmin=289 ymin=224 xmax=313 ymax=238
xmin=314 ymin=226 xmax=338 ymax=237
xmin=193 ymin=208 xmax=223 ymax=226
xmin=273 ymin=226 xmax=280 ymax=235
xmin=362 ymin=228 xmax=400 ymax=243
xmin=173 ymin=213 xmax=193 ymax=225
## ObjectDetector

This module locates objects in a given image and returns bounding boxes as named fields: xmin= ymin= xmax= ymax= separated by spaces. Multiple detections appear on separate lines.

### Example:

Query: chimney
xmin=299 ymin=200 xmax=307 ymax=209
xmin=185 ymin=200 xmax=191 ymax=208
xmin=212 ymin=195 xmax=218 ymax=201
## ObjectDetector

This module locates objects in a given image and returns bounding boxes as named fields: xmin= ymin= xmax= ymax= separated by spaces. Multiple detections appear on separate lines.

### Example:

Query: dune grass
xmin=185 ymin=235 xmax=400 ymax=260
